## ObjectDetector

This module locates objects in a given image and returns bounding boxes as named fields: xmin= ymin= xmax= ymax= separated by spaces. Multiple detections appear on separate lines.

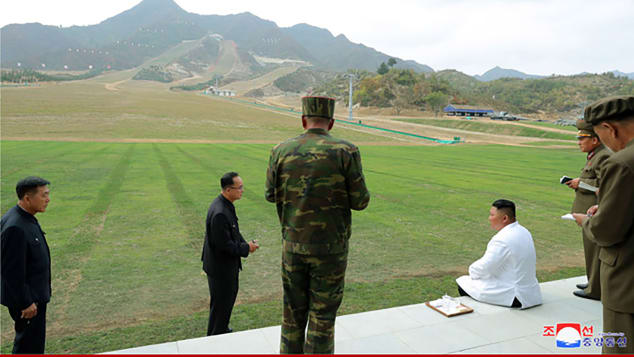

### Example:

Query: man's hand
xmin=248 ymin=240 xmax=259 ymax=253
xmin=572 ymin=213 xmax=588 ymax=227
xmin=565 ymin=178 xmax=580 ymax=189
xmin=587 ymin=205 xmax=599 ymax=216
xmin=21 ymin=303 xmax=37 ymax=319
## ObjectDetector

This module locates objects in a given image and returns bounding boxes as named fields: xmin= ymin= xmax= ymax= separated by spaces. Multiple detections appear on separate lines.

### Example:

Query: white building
xmin=204 ymin=86 xmax=235 ymax=97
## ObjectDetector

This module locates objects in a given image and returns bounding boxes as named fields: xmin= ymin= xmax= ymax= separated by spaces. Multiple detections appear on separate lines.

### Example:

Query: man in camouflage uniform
xmin=265 ymin=96 xmax=370 ymax=354
xmin=573 ymin=95 xmax=634 ymax=354
xmin=566 ymin=119 xmax=610 ymax=300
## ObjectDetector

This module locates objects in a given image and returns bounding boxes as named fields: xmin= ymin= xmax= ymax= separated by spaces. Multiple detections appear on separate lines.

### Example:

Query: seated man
xmin=456 ymin=199 xmax=542 ymax=309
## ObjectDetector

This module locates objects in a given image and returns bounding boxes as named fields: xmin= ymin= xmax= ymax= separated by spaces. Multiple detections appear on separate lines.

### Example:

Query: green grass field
xmin=0 ymin=80 xmax=591 ymax=352
xmin=394 ymin=118 xmax=577 ymax=141
xmin=526 ymin=121 xmax=578 ymax=132
xmin=1 ymin=140 xmax=588 ymax=352
xmin=0 ymin=83 xmax=389 ymax=143
xmin=521 ymin=140 xmax=578 ymax=147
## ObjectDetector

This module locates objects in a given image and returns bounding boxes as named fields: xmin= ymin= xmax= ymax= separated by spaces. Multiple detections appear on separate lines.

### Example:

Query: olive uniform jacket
xmin=582 ymin=139 xmax=634 ymax=313
xmin=1 ymin=205 xmax=52 ymax=310
xmin=571 ymin=144 xmax=611 ymax=213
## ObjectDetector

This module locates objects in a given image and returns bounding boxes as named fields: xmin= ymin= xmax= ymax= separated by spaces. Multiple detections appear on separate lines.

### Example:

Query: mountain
xmin=436 ymin=69 xmax=480 ymax=92
xmin=1 ymin=0 xmax=207 ymax=70
xmin=189 ymin=12 xmax=316 ymax=62
xmin=610 ymin=70 xmax=634 ymax=80
xmin=1 ymin=0 xmax=432 ymax=75
xmin=281 ymin=23 xmax=433 ymax=73
xmin=475 ymin=66 xmax=544 ymax=81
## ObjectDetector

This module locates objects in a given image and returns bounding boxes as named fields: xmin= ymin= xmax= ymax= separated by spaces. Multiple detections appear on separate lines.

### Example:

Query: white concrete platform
xmin=106 ymin=276 xmax=604 ymax=354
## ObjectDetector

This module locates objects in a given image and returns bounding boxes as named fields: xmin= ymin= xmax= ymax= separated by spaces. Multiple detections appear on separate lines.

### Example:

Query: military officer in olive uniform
xmin=265 ymin=96 xmax=370 ymax=354
xmin=567 ymin=119 xmax=610 ymax=300
xmin=573 ymin=95 xmax=634 ymax=354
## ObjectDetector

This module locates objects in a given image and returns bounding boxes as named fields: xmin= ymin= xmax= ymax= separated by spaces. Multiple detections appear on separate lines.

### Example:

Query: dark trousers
xmin=207 ymin=273 xmax=238 ymax=336
xmin=8 ymin=303 xmax=47 ymax=354
xmin=457 ymin=284 xmax=522 ymax=308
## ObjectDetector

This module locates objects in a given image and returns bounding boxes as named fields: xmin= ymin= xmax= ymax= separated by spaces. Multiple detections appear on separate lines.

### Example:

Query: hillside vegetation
xmin=313 ymin=69 xmax=634 ymax=116
xmin=132 ymin=65 xmax=173 ymax=82
xmin=1 ymin=69 xmax=103 ymax=83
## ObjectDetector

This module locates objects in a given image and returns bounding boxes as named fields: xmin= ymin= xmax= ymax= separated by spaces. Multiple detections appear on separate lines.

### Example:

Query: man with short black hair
xmin=201 ymin=172 xmax=259 ymax=336
xmin=573 ymin=95 xmax=634 ymax=354
xmin=456 ymin=199 xmax=542 ymax=309
xmin=1 ymin=176 xmax=52 ymax=354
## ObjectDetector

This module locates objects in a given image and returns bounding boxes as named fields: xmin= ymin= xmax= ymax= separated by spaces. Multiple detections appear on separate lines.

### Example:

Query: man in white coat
xmin=456 ymin=199 xmax=542 ymax=309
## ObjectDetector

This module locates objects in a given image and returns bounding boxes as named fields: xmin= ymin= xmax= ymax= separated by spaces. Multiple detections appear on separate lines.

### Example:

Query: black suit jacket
xmin=201 ymin=195 xmax=249 ymax=279
xmin=1 ymin=205 xmax=52 ymax=310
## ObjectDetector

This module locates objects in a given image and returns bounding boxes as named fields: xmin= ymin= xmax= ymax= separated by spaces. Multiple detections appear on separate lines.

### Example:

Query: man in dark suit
xmin=1 ymin=176 xmax=52 ymax=354
xmin=201 ymin=172 xmax=258 ymax=336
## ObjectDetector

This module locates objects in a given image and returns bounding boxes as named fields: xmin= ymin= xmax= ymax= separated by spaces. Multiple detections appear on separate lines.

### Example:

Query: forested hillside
xmin=310 ymin=69 xmax=634 ymax=115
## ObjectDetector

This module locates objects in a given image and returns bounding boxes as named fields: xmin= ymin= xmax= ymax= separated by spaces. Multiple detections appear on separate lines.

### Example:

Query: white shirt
xmin=456 ymin=221 xmax=542 ymax=309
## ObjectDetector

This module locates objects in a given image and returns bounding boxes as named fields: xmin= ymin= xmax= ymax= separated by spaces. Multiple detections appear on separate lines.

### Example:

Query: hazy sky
xmin=1 ymin=0 xmax=633 ymax=76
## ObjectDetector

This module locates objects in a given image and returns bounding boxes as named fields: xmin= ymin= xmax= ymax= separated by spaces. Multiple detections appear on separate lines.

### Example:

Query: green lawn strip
xmin=0 ymin=141 xmax=79 ymax=178
xmin=0 ymin=142 xmax=134 ymax=338
xmin=0 ymin=141 xmax=115 ymax=213
xmin=0 ymin=266 xmax=584 ymax=354
xmin=1 ymin=83 xmax=395 ymax=143
xmin=44 ymin=144 xmax=137 ymax=334
xmin=60 ymin=144 xmax=207 ymax=334
xmin=153 ymin=144 xmax=203 ymax=248
xmin=160 ymin=143 xmax=283 ymax=301
xmin=347 ymin=145 xmax=585 ymax=280
xmin=521 ymin=141 xmax=577 ymax=147
xmin=527 ymin=121 xmax=578 ymax=132
xmin=393 ymin=118 xmax=576 ymax=140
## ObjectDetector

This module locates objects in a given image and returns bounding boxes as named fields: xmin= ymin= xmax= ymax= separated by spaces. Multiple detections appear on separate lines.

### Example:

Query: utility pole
xmin=346 ymin=74 xmax=356 ymax=121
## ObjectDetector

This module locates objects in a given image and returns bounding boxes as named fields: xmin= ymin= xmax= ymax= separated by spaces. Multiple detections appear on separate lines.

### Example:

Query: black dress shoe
xmin=573 ymin=290 xmax=600 ymax=300
xmin=226 ymin=328 xmax=233 ymax=333
xmin=576 ymin=283 xmax=588 ymax=290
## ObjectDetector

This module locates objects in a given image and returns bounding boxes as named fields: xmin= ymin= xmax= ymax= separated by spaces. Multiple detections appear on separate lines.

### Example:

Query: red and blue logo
xmin=555 ymin=323 xmax=582 ymax=348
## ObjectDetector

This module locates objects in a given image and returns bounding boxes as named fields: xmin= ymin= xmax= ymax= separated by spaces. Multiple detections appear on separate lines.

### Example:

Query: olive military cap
xmin=584 ymin=95 xmax=634 ymax=125
xmin=576 ymin=119 xmax=596 ymax=138
xmin=302 ymin=96 xmax=335 ymax=120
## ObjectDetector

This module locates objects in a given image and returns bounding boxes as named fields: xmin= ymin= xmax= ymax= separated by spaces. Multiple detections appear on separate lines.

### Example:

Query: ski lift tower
xmin=346 ymin=73 xmax=356 ymax=121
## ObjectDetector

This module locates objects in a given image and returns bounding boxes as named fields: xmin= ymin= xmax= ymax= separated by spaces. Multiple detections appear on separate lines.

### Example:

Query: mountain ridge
xmin=0 ymin=0 xmax=433 ymax=74
xmin=474 ymin=66 xmax=544 ymax=81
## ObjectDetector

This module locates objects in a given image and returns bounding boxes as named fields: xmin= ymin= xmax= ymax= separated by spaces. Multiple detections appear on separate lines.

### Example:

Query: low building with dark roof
xmin=444 ymin=104 xmax=494 ymax=117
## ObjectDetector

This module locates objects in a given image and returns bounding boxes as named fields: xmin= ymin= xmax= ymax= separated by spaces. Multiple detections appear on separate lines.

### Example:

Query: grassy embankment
xmin=393 ymin=118 xmax=577 ymax=141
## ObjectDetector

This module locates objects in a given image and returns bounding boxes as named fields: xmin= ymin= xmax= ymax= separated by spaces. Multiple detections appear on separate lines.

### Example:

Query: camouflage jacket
xmin=265 ymin=128 xmax=370 ymax=255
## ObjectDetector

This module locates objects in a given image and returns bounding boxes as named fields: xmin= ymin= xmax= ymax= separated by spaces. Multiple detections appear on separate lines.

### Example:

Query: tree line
xmin=313 ymin=65 xmax=634 ymax=116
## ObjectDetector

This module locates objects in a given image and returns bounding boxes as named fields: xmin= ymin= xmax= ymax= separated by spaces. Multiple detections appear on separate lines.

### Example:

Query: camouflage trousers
xmin=280 ymin=250 xmax=348 ymax=354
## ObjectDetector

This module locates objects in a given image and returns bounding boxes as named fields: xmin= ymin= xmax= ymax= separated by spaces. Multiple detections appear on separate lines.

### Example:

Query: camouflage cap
xmin=302 ymin=96 xmax=335 ymax=119
xmin=584 ymin=95 xmax=634 ymax=125
xmin=576 ymin=119 xmax=596 ymax=138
